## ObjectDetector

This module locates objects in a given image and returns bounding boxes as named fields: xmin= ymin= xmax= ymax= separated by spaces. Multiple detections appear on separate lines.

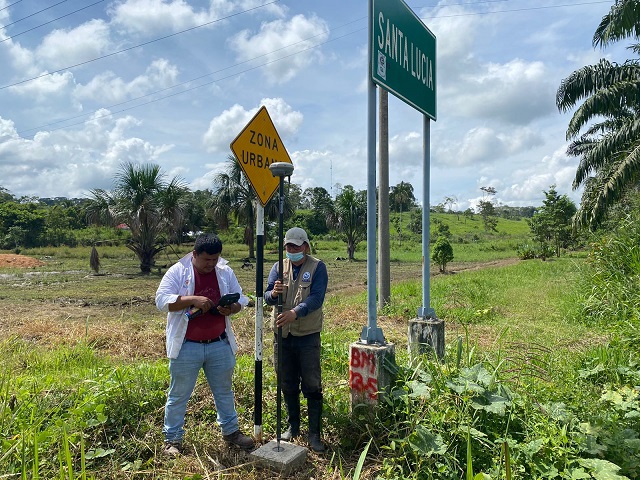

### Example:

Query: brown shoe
xmin=223 ymin=430 xmax=255 ymax=450
xmin=163 ymin=441 xmax=182 ymax=457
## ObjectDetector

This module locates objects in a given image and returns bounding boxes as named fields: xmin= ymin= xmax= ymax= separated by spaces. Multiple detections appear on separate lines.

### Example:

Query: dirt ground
xmin=0 ymin=253 xmax=45 ymax=268
xmin=0 ymin=254 xmax=523 ymax=359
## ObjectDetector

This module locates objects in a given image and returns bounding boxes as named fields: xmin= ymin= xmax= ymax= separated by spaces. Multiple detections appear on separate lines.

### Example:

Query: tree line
xmin=1 ymin=157 xmax=582 ymax=276
xmin=0 ymin=158 xmax=435 ymax=272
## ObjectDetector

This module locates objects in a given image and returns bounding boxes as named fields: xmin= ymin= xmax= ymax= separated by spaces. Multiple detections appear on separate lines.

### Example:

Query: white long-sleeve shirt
xmin=155 ymin=252 xmax=248 ymax=359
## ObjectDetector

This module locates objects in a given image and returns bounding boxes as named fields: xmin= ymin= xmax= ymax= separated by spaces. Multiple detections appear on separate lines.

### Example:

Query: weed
xmin=0 ymin=230 xmax=636 ymax=479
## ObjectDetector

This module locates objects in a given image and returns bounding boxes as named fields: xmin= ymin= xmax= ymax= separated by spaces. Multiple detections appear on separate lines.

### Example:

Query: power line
xmin=423 ymin=0 xmax=612 ymax=19
xmin=0 ymin=0 xmax=23 ymax=13
xmin=17 ymin=16 xmax=360 ymax=136
xmin=19 ymin=26 xmax=359 ymax=136
xmin=13 ymin=0 xmax=612 ymax=135
xmin=0 ymin=0 xmax=105 ymax=43
xmin=0 ymin=1 xmax=277 ymax=90
xmin=0 ymin=0 xmax=70 ymax=29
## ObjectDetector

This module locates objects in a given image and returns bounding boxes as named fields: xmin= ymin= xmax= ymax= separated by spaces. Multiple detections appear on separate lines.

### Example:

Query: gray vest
xmin=272 ymin=256 xmax=323 ymax=337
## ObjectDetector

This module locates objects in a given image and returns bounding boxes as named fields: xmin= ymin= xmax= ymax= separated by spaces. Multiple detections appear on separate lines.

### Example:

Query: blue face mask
xmin=286 ymin=251 xmax=305 ymax=262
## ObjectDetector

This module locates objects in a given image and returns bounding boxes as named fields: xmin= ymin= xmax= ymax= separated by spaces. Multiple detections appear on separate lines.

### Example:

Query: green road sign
xmin=370 ymin=0 xmax=437 ymax=120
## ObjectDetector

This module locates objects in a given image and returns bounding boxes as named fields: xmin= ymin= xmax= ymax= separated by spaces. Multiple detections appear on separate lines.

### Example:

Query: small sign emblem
xmin=377 ymin=51 xmax=386 ymax=80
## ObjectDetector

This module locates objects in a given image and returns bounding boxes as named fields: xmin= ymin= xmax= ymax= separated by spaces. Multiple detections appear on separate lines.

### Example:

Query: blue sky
xmin=0 ymin=0 xmax=630 ymax=210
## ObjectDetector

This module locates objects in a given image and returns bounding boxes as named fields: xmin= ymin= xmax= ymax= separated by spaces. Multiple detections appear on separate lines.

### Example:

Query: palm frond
xmin=593 ymin=0 xmax=640 ymax=49
xmin=571 ymin=117 xmax=640 ymax=188
xmin=557 ymin=59 xmax=640 ymax=114
xmin=574 ymin=143 xmax=640 ymax=229
xmin=565 ymin=78 xmax=640 ymax=138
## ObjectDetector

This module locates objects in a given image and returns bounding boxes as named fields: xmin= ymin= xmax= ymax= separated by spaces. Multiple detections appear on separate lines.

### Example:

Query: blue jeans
xmin=163 ymin=338 xmax=238 ymax=443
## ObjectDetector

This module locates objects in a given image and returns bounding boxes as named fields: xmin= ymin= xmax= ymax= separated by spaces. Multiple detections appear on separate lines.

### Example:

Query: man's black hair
xmin=194 ymin=233 xmax=223 ymax=255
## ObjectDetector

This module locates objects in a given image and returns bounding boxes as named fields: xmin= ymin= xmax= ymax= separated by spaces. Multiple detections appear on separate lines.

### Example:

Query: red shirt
xmin=185 ymin=268 xmax=226 ymax=341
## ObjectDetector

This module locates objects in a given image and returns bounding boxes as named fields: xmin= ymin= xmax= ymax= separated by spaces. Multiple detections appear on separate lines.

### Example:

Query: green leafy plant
xmin=432 ymin=236 xmax=454 ymax=272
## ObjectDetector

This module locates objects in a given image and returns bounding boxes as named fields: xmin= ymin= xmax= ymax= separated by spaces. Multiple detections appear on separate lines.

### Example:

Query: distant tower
xmin=330 ymin=158 xmax=333 ymax=198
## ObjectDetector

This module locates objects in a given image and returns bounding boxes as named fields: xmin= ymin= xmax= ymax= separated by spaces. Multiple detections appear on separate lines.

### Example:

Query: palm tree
xmin=86 ymin=162 xmax=188 ymax=274
xmin=390 ymin=181 xmax=415 ymax=214
xmin=211 ymin=155 xmax=294 ymax=259
xmin=158 ymin=178 xmax=190 ymax=244
xmin=390 ymin=181 xmax=416 ymax=243
xmin=556 ymin=0 xmax=640 ymax=229
xmin=330 ymin=185 xmax=366 ymax=260
xmin=303 ymin=186 xmax=335 ymax=234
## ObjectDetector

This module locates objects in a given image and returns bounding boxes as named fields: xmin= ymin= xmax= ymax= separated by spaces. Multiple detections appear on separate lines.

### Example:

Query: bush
xmin=516 ymin=243 xmax=536 ymax=260
xmin=432 ymin=236 xmax=454 ymax=272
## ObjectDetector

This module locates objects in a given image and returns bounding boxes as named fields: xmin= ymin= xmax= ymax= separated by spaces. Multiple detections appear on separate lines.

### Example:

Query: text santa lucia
xmin=376 ymin=11 xmax=434 ymax=90
xmin=238 ymin=130 xmax=280 ymax=169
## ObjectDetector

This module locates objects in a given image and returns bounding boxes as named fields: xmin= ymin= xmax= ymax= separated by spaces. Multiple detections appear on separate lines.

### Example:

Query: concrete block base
xmin=408 ymin=317 xmax=445 ymax=360
xmin=349 ymin=342 xmax=396 ymax=410
xmin=249 ymin=440 xmax=308 ymax=475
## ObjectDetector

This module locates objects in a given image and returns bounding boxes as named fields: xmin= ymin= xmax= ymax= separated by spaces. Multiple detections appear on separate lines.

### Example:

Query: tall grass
xmin=2 ymin=221 xmax=639 ymax=479
xmin=1 ymin=341 xmax=167 ymax=479
xmin=573 ymin=216 xmax=640 ymax=327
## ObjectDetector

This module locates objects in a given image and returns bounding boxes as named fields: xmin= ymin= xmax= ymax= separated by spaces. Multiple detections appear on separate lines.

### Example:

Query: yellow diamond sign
xmin=230 ymin=106 xmax=293 ymax=207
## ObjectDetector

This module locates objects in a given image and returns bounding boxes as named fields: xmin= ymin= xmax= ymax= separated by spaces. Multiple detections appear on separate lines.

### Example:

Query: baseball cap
xmin=284 ymin=227 xmax=310 ymax=246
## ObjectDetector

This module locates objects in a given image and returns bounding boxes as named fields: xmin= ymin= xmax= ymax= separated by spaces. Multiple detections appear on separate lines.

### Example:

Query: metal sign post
xmin=269 ymin=161 xmax=294 ymax=452
xmin=367 ymin=0 xmax=438 ymax=326
xmin=368 ymin=0 xmax=442 ymax=361
xmin=230 ymin=106 xmax=293 ymax=447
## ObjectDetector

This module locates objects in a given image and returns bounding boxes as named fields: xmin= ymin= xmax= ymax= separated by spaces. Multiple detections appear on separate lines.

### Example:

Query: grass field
xmin=1 ymin=215 xmax=637 ymax=479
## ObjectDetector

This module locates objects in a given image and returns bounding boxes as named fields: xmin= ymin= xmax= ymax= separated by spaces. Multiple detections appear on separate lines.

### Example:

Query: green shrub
xmin=432 ymin=236 xmax=454 ymax=272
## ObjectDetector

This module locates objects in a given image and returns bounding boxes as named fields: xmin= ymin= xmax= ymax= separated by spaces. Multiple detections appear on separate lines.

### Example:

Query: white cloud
xmin=389 ymin=131 xmax=422 ymax=166
xmin=74 ymin=59 xmax=179 ymax=103
xmin=0 ymin=111 xmax=173 ymax=198
xmin=9 ymin=71 xmax=75 ymax=99
xmin=434 ymin=126 xmax=544 ymax=168
xmin=0 ymin=117 xmax=19 ymax=142
xmin=0 ymin=36 xmax=37 ymax=78
xmin=109 ymin=0 xmax=287 ymax=36
xmin=448 ymin=59 xmax=555 ymax=125
xmin=500 ymin=145 xmax=580 ymax=205
xmin=229 ymin=14 xmax=329 ymax=84
xmin=109 ymin=0 xmax=212 ymax=36
xmin=426 ymin=5 xmax=488 ymax=63
xmin=35 ymin=19 xmax=112 ymax=70
xmin=202 ymin=98 xmax=303 ymax=153
xmin=291 ymin=149 xmax=334 ymax=192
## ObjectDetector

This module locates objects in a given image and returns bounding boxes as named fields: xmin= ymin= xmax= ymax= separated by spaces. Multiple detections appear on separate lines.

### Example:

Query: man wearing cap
xmin=265 ymin=227 xmax=328 ymax=453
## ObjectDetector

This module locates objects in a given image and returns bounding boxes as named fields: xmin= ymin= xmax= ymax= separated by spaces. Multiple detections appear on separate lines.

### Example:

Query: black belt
xmin=185 ymin=332 xmax=227 ymax=344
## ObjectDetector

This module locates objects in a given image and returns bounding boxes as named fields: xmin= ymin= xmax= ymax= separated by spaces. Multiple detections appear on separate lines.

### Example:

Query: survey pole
xmin=254 ymin=203 xmax=265 ymax=442
xmin=269 ymin=162 xmax=294 ymax=452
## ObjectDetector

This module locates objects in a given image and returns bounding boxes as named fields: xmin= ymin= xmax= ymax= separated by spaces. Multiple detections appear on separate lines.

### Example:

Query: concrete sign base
xmin=249 ymin=440 xmax=308 ymax=475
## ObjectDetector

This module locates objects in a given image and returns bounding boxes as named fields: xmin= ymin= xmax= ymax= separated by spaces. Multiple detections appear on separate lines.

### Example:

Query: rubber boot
xmin=307 ymin=397 xmax=326 ymax=453
xmin=281 ymin=393 xmax=300 ymax=441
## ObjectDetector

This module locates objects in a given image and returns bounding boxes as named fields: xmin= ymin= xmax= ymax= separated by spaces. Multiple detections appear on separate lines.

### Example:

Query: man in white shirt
xmin=156 ymin=234 xmax=254 ymax=456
